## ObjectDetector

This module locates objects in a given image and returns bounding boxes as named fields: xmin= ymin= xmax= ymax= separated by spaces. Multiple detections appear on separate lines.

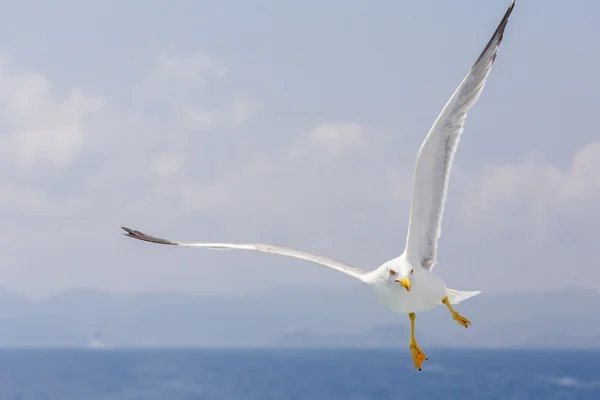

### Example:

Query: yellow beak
xmin=395 ymin=276 xmax=411 ymax=292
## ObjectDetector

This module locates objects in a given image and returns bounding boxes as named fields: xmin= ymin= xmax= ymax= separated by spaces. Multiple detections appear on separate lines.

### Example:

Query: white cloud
xmin=0 ymin=187 xmax=46 ymax=210
xmin=182 ymin=108 xmax=214 ymax=126
xmin=0 ymin=60 xmax=104 ymax=168
xmin=0 ymin=47 xmax=596 ymax=297
xmin=0 ymin=51 xmax=264 ymax=238
xmin=147 ymin=53 xmax=260 ymax=130
xmin=562 ymin=142 xmax=600 ymax=202
xmin=152 ymin=155 xmax=183 ymax=176
xmin=229 ymin=94 xmax=261 ymax=128
xmin=289 ymin=122 xmax=367 ymax=162
xmin=456 ymin=141 xmax=600 ymax=236
xmin=154 ymin=53 xmax=227 ymax=86
xmin=309 ymin=122 xmax=366 ymax=150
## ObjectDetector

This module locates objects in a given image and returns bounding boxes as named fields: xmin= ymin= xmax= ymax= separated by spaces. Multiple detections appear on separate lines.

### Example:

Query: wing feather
xmin=403 ymin=0 xmax=516 ymax=270
xmin=122 ymin=227 xmax=368 ymax=280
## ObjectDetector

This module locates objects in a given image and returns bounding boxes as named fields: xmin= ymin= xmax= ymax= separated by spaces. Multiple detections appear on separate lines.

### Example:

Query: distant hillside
xmin=273 ymin=287 xmax=600 ymax=348
xmin=0 ymin=286 xmax=597 ymax=348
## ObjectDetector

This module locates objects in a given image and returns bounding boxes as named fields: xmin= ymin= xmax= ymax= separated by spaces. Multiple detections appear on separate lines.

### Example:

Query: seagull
xmin=122 ymin=0 xmax=516 ymax=371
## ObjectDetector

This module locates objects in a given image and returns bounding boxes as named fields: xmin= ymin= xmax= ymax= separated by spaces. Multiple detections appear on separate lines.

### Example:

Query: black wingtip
xmin=121 ymin=226 xmax=134 ymax=235
xmin=471 ymin=0 xmax=516 ymax=70
xmin=121 ymin=226 xmax=177 ymax=245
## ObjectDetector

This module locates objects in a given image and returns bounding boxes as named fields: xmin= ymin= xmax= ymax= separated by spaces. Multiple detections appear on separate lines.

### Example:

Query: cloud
xmin=0 ymin=51 xmax=268 ymax=295
xmin=0 ymin=59 xmax=105 ymax=169
xmin=229 ymin=94 xmax=262 ymax=128
xmin=152 ymin=155 xmax=183 ymax=177
xmin=147 ymin=53 xmax=260 ymax=130
xmin=182 ymin=108 xmax=214 ymax=126
xmin=153 ymin=53 xmax=227 ymax=86
xmin=455 ymin=141 xmax=600 ymax=238
xmin=0 ymin=46 xmax=596 ymax=297
xmin=289 ymin=122 xmax=367 ymax=162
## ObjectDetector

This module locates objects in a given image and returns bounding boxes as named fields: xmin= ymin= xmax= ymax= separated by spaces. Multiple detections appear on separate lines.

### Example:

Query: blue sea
xmin=0 ymin=348 xmax=598 ymax=399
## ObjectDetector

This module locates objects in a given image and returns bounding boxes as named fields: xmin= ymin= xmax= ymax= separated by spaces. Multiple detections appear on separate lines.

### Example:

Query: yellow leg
xmin=442 ymin=296 xmax=471 ymax=328
xmin=408 ymin=312 xmax=427 ymax=371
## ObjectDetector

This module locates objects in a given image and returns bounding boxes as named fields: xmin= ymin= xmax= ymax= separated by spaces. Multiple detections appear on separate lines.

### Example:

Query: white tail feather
xmin=445 ymin=288 xmax=481 ymax=305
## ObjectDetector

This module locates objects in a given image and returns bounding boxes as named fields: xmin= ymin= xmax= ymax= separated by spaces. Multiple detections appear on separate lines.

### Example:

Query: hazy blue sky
xmin=0 ymin=0 xmax=598 ymax=297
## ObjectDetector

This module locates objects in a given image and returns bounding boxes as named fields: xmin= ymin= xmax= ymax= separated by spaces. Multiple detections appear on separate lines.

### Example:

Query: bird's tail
xmin=445 ymin=288 xmax=481 ymax=305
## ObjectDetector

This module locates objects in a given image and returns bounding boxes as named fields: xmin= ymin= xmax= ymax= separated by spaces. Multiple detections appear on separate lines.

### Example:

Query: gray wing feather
xmin=122 ymin=227 xmax=368 ymax=279
xmin=403 ymin=1 xmax=516 ymax=270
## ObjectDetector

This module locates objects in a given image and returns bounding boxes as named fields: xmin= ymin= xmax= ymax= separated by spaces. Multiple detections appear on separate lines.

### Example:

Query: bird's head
xmin=387 ymin=265 xmax=415 ymax=292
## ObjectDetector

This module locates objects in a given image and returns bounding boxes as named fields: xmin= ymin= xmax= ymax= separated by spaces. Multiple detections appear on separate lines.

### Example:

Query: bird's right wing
xmin=403 ymin=0 xmax=516 ymax=271
xmin=122 ymin=227 xmax=368 ymax=280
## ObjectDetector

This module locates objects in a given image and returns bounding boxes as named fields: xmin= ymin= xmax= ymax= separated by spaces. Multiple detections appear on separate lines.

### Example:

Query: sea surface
xmin=0 ymin=348 xmax=597 ymax=400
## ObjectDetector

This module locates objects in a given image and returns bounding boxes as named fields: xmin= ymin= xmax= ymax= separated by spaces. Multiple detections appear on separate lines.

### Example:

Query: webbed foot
xmin=442 ymin=296 xmax=472 ymax=328
xmin=452 ymin=312 xmax=471 ymax=328
xmin=409 ymin=339 xmax=428 ymax=371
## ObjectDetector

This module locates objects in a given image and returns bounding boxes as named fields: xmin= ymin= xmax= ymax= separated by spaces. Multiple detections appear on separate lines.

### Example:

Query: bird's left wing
xmin=122 ymin=227 xmax=368 ymax=280
xmin=403 ymin=0 xmax=516 ymax=270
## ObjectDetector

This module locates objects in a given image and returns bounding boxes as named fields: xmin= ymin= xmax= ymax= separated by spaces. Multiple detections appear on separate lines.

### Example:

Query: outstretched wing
xmin=122 ymin=227 xmax=368 ymax=280
xmin=403 ymin=0 xmax=516 ymax=270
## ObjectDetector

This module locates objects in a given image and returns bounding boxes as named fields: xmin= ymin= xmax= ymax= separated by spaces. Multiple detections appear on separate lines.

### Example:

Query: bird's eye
xmin=389 ymin=270 xmax=396 ymax=276
xmin=410 ymin=269 xmax=414 ymax=275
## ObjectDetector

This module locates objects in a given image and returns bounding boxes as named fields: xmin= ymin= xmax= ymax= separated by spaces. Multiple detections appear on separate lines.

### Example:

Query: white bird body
xmin=122 ymin=0 xmax=517 ymax=371
xmin=363 ymin=257 xmax=451 ymax=314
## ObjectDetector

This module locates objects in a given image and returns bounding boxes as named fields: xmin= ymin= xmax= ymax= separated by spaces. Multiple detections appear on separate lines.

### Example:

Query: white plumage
xmin=122 ymin=0 xmax=517 ymax=370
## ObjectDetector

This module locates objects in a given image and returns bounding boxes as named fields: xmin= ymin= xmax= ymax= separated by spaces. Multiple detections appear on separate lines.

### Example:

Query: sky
xmin=0 ymin=0 xmax=598 ymax=298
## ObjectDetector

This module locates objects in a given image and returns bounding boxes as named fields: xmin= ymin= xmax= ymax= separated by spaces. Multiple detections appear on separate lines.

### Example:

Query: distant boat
xmin=89 ymin=329 xmax=106 ymax=349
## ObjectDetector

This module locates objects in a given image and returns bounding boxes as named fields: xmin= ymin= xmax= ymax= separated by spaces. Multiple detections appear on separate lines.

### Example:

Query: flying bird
xmin=122 ymin=0 xmax=516 ymax=371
